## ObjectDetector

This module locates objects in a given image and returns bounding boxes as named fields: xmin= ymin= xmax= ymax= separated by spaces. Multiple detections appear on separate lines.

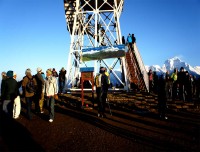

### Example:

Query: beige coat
xmin=45 ymin=76 xmax=58 ymax=96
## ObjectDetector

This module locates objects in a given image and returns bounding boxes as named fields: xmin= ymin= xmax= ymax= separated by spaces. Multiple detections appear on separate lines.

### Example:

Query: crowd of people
xmin=148 ymin=67 xmax=200 ymax=119
xmin=0 ymin=67 xmax=67 ymax=122
xmin=122 ymin=33 xmax=136 ymax=50
xmin=148 ymin=67 xmax=200 ymax=102
xmin=1 ymin=65 xmax=200 ymax=122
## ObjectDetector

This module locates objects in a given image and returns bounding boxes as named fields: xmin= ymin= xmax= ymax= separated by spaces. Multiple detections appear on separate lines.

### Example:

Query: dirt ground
xmin=0 ymin=94 xmax=200 ymax=152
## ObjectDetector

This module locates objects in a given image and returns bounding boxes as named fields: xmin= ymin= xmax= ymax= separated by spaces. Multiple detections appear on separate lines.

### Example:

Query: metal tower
xmin=64 ymin=0 xmax=127 ymax=89
xmin=63 ymin=0 xmax=149 ymax=92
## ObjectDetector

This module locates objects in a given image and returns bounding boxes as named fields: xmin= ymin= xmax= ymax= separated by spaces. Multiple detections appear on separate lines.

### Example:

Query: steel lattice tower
xmin=64 ymin=0 xmax=128 ymax=90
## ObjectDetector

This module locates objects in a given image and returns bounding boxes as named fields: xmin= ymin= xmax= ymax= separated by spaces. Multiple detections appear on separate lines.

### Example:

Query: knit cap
xmin=6 ymin=70 xmax=13 ymax=78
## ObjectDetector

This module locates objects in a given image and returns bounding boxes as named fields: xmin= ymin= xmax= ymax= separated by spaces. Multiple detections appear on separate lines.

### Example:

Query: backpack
xmin=26 ymin=77 xmax=35 ymax=93
xmin=95 ymin=74 xmax=102 ymax=87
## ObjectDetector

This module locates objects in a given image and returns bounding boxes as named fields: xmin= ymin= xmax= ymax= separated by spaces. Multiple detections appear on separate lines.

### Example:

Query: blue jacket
xmin=127 ymin=35 xmax=132 ymax=43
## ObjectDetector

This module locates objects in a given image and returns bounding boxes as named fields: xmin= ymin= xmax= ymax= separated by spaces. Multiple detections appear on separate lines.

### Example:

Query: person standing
xmin=148 ymin=69 xmax=153 ymax=93
xmin=45 ymin=69 xmax=58 ymax=122
xmin=35 ymin=67 xmax=45 ymax=113
xmin=131 ymin=34 xmax=136 ymax=50
xmin=12 ymin=72 xmax=21 ymax=119
xmin=22 ymin=69 xmax=37 ymax=120
xmin=58 ymin=67 xmax=66 ymax=94
xmin=177 ymin=67 xmax=186 ymax=101
xmin=52 ymin=68 xmax=58 ymax=77
xmin=95 ymin=67 xmax=109 ymax=118
xmin=122 ymin=36 xmax=125 ymax=44
xmin=165 ymin=70 xmax=172 ymax=100
xmin=157 ymin=74 xmax=168 ymax=120
xmin=1 ymin=72 xmax=7 ymax=105
xmin=171 ymin=68 xmax=178 ymax=101
xmin=127 ymin=33 xmax=132 ymax=50
xmin=2 ymin=70 xmax=18 ymax=116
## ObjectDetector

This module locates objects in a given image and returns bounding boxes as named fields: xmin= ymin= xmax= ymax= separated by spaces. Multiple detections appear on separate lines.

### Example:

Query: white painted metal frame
xmin=64 ymin=0 xmax=127 ymax=90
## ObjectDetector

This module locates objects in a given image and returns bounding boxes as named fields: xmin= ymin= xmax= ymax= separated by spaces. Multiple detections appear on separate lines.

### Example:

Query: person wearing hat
xmin=34 ymin=67 xmax=45 ymax=113
xmin=95 ymin=67 xmax=109 ymax=118
xmin=12 ymin=72 xmax=21 ymax=119
xmin=45 ymin=69 xmax=58 ymax=122
xmin=22 ymin=68 xmax=37 ymax=120
xmin=1 ymin=70 xmax=18 ymax=116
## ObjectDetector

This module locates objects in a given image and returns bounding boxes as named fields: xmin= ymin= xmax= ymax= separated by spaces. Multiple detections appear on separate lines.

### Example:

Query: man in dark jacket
xmin=2 ymin=70 xmax=18 ymax=116
xmin=157 ymin=74 xmax=168 ymax=120
xmin=95 ymin=67 xmax=109 ymax=118
xmin=1 ymin=72 xmax=7 ymax=104
xmin=58 ymin=67 xmax=66 ymax=94
xmin=177 ymin=67 xmax=186 ymax=101
xmin=35 ymin=67 xmax=45 ymax=113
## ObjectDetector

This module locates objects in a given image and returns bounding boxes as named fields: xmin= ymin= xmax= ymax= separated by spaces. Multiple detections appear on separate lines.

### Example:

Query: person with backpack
xmin=22 ymin=68 xmax=37 ymax=120
xmin=35 ymin=67 xmax=45 ymax=113
xmin=95 ymin=67 xmax=109 ymax=118
xmin=45 ymin=69 xmax=58 ymax=122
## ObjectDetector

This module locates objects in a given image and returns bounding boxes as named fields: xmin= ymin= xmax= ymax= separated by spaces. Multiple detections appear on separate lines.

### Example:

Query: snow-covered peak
xmin=146 ymin=56 xmax=200 ymax=76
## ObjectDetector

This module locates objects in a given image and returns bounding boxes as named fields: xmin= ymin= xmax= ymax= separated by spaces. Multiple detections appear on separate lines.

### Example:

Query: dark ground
xmin=0 ymin=93 xmax=200 ymax=152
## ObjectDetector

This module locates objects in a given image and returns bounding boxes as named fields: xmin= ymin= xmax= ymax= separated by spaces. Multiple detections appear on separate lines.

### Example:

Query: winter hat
xmin=25 ymin=68 xmax=32 ymax=75
xmin=46 ymin=69 xmax=52 ymax=75
xmin=13 ymin=72 xmax=17 ymax=76
xmin=6 ymin=70 xmax=13 ymax=78
xmin=37 ymin=67 xmax=42 ymax=72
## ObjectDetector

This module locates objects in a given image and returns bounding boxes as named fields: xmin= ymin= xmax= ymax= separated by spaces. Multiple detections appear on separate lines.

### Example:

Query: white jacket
xmin=45 ymin=76 xmax=58 ymax=96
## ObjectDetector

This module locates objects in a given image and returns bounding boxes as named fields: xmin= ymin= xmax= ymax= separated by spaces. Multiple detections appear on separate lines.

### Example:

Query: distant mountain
xmin=145 ymin=56 xmax=200 ymax=76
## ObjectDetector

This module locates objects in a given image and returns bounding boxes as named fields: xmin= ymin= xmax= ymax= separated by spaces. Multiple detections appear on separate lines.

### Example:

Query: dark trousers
xmin=96 ymin=87 xmax=107 ymax=114
xmin=179 ymin=84 xmax=185 ymax=101
xmin=25 ymin=96 xmax=34 ymax=119
xmin=172 ymin=81 xmax=177 ymax=100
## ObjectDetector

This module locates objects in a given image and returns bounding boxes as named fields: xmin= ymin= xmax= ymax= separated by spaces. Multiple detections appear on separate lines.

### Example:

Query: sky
xmin=0 ymin=0 xmax=200 ymax=81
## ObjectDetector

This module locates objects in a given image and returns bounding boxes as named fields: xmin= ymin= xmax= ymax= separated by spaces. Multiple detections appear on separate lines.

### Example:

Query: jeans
xmin=47 ymin=96 xmax=55 ymax=120
xmin=59 ymin=81 xmax=65 ymax=93
xmin=3 ymin=100 xmax=12 ymax=115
